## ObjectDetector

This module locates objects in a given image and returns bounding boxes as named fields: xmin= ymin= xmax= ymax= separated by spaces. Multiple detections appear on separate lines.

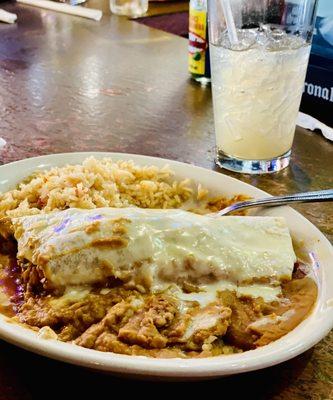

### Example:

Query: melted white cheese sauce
xmin=166 ymin=280 xmax=282 ymax=305
xmin=183 ymin=313 xmax=220 ymax=340
xmin=13 ymin=208 xmax=296 ymax=291
xmin=237 ymin=284 xmax=281 ymax=302
xmin=249 ymin=309 xmax=296 ymax=329
xmin=49 ymin=286 xmax=91 ymax=309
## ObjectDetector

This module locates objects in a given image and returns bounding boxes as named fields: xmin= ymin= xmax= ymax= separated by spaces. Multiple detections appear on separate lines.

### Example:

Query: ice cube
xmin=220 ymin=29 xmax=256 ymax=51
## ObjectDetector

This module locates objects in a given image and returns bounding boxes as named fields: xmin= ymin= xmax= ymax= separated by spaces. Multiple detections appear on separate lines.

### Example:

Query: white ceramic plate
xmin=0 ymin=152 xmax=332 ymax=379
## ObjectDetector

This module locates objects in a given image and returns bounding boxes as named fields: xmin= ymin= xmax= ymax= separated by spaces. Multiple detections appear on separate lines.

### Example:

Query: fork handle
xmin=220 ymin=189 xmax=333 ymax=215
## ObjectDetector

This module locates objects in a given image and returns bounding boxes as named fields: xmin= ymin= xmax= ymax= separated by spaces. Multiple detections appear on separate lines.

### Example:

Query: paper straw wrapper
xmin=0 ymin=9 xmax=17 ymax=23
xmin=297 ymin=112 xmax=333 ymax=141
xmin=17 ymin=0 xmax=102 ymax=21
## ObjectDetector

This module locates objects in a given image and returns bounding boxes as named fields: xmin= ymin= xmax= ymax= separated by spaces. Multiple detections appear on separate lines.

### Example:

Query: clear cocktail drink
xmin=208 ymin=0 xmax=318 ymax=174
xmin=211 ymin=30 xmax=311 ymax=160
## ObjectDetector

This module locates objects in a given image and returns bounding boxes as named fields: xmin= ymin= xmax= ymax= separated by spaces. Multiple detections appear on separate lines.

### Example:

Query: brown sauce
xmin=252 ymin=277 xmax=317 ymax=347
xmin=0 ymin=256 xmax=24 ymax=316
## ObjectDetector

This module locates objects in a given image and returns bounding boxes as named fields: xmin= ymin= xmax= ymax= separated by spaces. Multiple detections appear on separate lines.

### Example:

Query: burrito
xmin=1 ymin=208 xmax=296 ymax=291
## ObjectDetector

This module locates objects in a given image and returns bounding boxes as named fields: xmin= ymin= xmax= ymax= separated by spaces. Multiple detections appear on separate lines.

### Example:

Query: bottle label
xmin=188 ymin=9 xmax=207 ymax=75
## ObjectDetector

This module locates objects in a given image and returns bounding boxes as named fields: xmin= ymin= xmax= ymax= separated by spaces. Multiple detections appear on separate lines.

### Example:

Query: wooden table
xmin=0 ymin=1 xmax=332 ymax=398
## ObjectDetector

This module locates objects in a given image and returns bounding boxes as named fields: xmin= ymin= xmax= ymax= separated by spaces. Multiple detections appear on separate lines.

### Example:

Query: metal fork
xmin=216 ymin=189 xmax=333 ymax=216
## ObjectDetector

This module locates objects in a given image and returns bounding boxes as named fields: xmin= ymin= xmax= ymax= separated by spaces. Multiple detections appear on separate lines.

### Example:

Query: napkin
xmin=297 ymin=112 xmax=333 ymax=142
xmin=0 ymin=9 xmax=17 ymax=23
xmin=0 ymin=138 xmax=6 ymax=149
xmin=17 ymin=0 xmax=102 ymax=21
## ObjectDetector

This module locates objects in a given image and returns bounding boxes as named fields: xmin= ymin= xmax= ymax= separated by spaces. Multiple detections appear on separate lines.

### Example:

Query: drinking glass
xmin=110 ymin=0 xmax=148 ymax=17
xmin=208 ymin=0 xmax=319 ymax=174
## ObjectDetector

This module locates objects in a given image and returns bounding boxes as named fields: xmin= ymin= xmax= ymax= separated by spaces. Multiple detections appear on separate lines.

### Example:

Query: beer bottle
xmin=188 ymin=0 xmax=211 ymax=84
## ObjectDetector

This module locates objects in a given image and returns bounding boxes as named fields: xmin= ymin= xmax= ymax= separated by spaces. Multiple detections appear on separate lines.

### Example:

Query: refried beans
xmin=0 ymin=253 xmax=317 ymax=358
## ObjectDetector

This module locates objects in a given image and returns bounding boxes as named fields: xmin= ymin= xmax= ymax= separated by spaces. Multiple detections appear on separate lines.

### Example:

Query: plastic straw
xmin=220 ymin=0 xmax=239 ymax=45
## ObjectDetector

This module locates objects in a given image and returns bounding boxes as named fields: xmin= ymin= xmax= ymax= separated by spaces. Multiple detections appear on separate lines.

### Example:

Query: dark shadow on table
xmin=134 ymin=11 xmax=189 ymax=38
xmin=0 ymin=340 xmax=313 ymax=400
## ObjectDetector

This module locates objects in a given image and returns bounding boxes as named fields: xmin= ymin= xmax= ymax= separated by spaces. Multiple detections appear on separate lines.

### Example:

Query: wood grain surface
xmin=0 ymin=1 xmax=332 ymax=398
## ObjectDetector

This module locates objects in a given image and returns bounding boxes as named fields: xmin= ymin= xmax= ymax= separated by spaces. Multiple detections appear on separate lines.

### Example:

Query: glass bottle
xmin=188 ymin=0 xmax=211 ymax=84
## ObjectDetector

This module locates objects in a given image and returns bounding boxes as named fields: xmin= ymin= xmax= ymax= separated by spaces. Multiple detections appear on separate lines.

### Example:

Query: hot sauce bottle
xmin=188 ymin=0 xmax=211 ymax=84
